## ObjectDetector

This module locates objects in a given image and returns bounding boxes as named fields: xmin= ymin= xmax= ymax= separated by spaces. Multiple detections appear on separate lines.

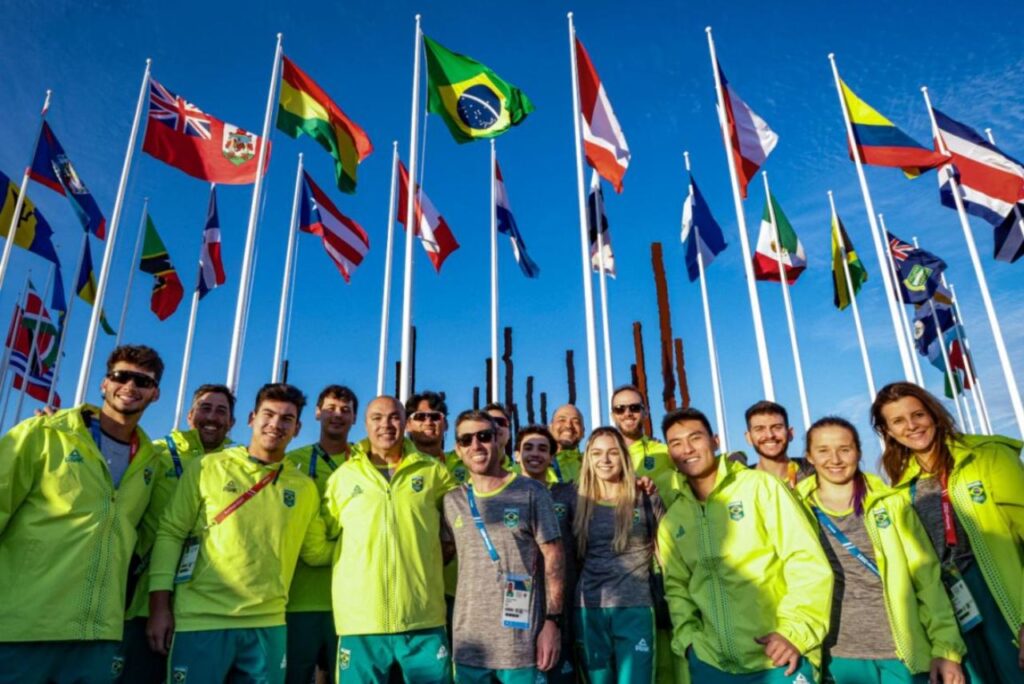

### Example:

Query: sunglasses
xmin=410 ymin=411 xmax=444 ymax=423
xmin=106 ymin=369 xmax=158 ymax=389
xmin=455 ymin=429 xmax=495 ymax=448
xmin=489 ymin=416 xmax=509 ymax=428
xmin=612 ymin=403 xmax=644 ymax=416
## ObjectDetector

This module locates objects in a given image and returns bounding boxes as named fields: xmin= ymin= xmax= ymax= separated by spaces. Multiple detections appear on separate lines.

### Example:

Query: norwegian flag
xmin=196 ymin=186 xmax=226 ymax=299
xmin=396 ymin=161 xmax=459 ymax=272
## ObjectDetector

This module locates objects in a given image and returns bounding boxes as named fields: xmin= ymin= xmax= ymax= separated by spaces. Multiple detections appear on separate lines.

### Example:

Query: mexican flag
xmin=753 ymin=194 xmax=806 ymax=284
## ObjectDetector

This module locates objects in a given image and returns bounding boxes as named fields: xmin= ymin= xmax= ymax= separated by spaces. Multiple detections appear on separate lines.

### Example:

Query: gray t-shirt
xmin=98 ymin=431 xmax=133 ymax=487
xmin=911 ymin=475 xmax=975 ymax=572
xmin=817 ymin=508 xmax=896 ymax=660
xmin=443 ymin=474 xmax=561 ymax=670
xmin=548 ymin=482 xmax=577 ymax=599
xmin=576 ymin=493 xmax=663 ymax=609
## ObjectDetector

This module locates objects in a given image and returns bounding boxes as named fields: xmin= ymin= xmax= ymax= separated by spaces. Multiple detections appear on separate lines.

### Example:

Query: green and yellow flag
xmin=831 ymin=213 xmax=868 ymax=310
xmin=74 ymin=238 xmax=115 ymax=335
xmin=424 ymin=36 xmax=534 ymax=144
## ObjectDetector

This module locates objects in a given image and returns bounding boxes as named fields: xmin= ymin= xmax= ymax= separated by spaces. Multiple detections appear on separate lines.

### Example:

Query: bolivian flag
xmin=424 ymin=36 xmax=534 ymax=144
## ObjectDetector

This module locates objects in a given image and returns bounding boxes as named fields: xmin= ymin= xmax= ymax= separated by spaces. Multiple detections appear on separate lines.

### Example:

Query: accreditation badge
xmin=944 ymin=567 xmax=982 ymax=630
xmin=501 ymin=573 xmax=533 ymax=630
xmin=174 ymin=535 xmax=201 ymax=584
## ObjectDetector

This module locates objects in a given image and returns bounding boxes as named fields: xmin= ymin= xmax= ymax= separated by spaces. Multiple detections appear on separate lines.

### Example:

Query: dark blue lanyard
xmin=165 ymin=436 xmax=183 ymax=478
xmin=466 ymin=486 xmax=500 ymax=563
xmin=812 ymin=506 xmax=880 ymax=577
xmin=307 ymin=445 xmax=339 ymax=478
xmin=551 ymin=456 xmax=564 ymax=483
xmin=88 ymin=415 xmax=103 ymax=451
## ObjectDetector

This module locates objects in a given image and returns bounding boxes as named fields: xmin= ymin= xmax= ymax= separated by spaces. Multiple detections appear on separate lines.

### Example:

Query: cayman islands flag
xmin=396 ymin=161 xmax=459 ymax=272
xmin=494 ymin=159 xmax=539 ymax=278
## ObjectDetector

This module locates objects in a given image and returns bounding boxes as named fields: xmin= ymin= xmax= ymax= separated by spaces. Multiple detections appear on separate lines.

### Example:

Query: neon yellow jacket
xmin=323 ymin=438 xmax=458 ymax=635
xmin=553 ymin=448 xmax=581 ymax=483
xmin=286 ymin=441 xmax=349 ymax=613
xmin=657 ymin=457 xmax=833 ymax=672
xmin=444 ymin=448 xmax=469 ymax=485
xmin=0 ymin=405 xmax=156 ymax=641
xmin=629 ymin=436 xmax=674 ymax=492
xmin=891 ymin=434 xmax=1024 ymax=641
xmin=126 ymin=428 xmax=207 ymax=619
xmin=795 ymin=473 xmax=965 ymax=672
xmin=149 ymin=446 xmax=334 ymax=631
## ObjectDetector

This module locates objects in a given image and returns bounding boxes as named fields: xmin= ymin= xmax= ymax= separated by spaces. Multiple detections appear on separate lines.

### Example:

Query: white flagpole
xmin=568 ymin=12 xmax=603 ymax=428
xmin=14 ymin=264 xmax=54 ymax=422
xmin=948 ymin=281 xmax=992 ymax=434
xmin=173 ymin=290 xmax=200 ymax=429
xmin=272 ymin=154 xmax=304 ymax=383
xmin=47 ymin=232 xmax=87 ymax=408
xmin=75 ymin=60 xmax=151 ymax=406
xmin=398 ymin=15 xmax=424 ymax=404
xmin=827 ymin=54 xmax=916 ymax=381
xmin=0 ymin=271 xmax=33 ymax=425
xmin=376 ymin=141 xmax=399 ymax=397
xmin=0 ymin=90 xmax=51 ymax=300
xmin=490 ymin=139 xmax=500 ymax=404
xmin=922 ymin=87 xmax=1024 ymax=436
xmin=829 ymin=191 xmax=876 ymax=401
xmin=877 ymin=213 xmax=925 ymax=386
xmin=115 ymin=198 xmax=149 ymax=347
xmin=226 ymin=35 xmax=281 ymax=393
xmin=706 ymin=28 xmax=774 ymax=400
xmin=594 ymin=175 xmax=614 ymax=423
xmin=983 ymin=128 xmax=1024 ymax=251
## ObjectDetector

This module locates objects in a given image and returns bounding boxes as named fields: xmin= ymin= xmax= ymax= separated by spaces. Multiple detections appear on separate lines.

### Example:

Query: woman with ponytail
xmin=797 ymin=416 xmax=965 ymax=683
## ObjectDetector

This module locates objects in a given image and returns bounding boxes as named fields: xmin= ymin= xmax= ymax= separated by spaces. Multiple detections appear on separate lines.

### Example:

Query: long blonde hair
xmin=574 ymin=427 xmax=638 ymax=556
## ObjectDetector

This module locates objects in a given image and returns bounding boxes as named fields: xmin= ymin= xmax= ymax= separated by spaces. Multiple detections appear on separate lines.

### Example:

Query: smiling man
xmin=0 ymin=345 xmax=162 ymax=684
xmin=548 ymin=404 xmax=585 ymax=483
xmin=610 ymin=385 xmax=674 ymax=492
xmin=744 ymin=401 xmax=813 ymax=489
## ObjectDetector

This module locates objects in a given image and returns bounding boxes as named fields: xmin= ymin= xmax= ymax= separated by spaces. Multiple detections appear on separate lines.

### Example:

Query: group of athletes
xmin=0 ymin=343 xmax=1022 ymax=684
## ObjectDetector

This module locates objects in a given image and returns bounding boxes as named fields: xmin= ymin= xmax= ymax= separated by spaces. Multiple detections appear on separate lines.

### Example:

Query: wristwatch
xmin=544 ymin=613 xmax=564 ymax=629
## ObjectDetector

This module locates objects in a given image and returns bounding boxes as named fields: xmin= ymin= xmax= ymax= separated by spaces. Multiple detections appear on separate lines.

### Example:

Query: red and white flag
xmin=717 ymin=62 xmax=777 ymax=199
xmin=575 ymin=37 xmax=630 ymax=193
xmin=396 ymin=161 xmax=459 ymax=272
xmin=299 ymin=172 xmax=370 ymax=283
xmin=196 ymin=186 xmax=226 ymax=298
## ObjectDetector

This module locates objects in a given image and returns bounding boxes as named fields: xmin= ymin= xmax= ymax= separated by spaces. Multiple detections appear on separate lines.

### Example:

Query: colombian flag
xmin=840 ymin=80 xmax=948 ymax=178
xmin=0 ymin=169 xmax=61 ymax=265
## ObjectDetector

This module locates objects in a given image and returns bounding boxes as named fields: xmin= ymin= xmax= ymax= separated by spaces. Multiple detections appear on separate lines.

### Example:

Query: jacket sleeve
xmin=985 ymin=442 xmax=1024 ymax=621
xmin=0 ymin=417 xmax=43 ymax=536
xmin=435 ymin=463 xmax=459 ymax=507
xmin=149 ymin=457 xmax=204 ymax=592
xmin=321 ymin=470 xmax=344 ymax=540
xmin=299 ymin=502 xmax=336 ymax=567
xmin=897 ymin=497 xmax=966 ymax=662
xmin=657 ymin=507 xmax=701 ymax=657
xmin=764 ymin=479 xmax=834 ymax=654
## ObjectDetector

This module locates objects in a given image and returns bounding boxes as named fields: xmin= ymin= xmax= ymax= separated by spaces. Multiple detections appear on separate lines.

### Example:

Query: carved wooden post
xmin=651 ymin=243 xmax=677 ymax=412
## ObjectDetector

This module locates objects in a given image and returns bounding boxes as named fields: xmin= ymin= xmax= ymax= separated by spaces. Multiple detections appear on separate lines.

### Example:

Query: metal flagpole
xmin=827 ymin=54 xmax=916 ymax=381
xmin=75 ymin=60 xmax=151 ymax=405
xmin=226 ymin=35 xmax=282 ymax=393
xmin=594 ymin=174 xmax=614 ymax=423
xmin=948 ymin=281 xmax=992 ymax=434
xmin=14 ymin=265 xmax=54 ymax=422
xmin=0 ymin=90 xmax=51 ymax=300
xmin=47 ymin=232 xmax=87 ymax=407
xmin=398 ymin=15 xmax=424 ymax=404
xmin=829 ymin=191 xmax=876 ymax=401
xmin=983 ymin=128 xmax=1024 ymax=253
xmin=877 ymin=213 xmax=925 ymax=386
xmin=272 ymin=154 xmax=304 ymax=383
xmin=568 ymin=12 xmax=604 ymax=428
xmin=490 ymin=140 xmax=499 ymax=403
xmin=762 ymin=171 xmax=810 ymax=432
xmin=0 ymin=271 xmax=33 ymax=426
xmin=115 ymin=198 xmax=149 ymax=346
xmin=922 ymin=87 xmax=1024 ymax=435
xmin=173 ymin=290 xmax=200 ymax=429
xmin=376 ymin=142 xmax=399 ymax=397
xmin=706 ymin=27 xmax=774 ymax=400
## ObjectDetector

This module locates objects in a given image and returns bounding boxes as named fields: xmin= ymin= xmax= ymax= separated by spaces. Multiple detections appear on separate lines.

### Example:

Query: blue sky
xmin=2 ymin=0 xmax=1023 ymax=463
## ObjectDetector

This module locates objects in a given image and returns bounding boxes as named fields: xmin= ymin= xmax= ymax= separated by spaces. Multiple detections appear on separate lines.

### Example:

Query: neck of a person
xmin=415 ymin=441 xmax=444 ymax=459
xmin=815 ymin=476 xmax=856 ymax=512
xmin=369 ymin=443 xmax=404 ymax=466
xmin=595 ymin=477 xmax=622 ymax=502
xmin=470 ymin=463 xmax=511 ymax=493
xmin=523 ymin=468 xmax=548 ymax=485
xmin=558 ymin=444 xmax=579 ymax=455
xmin=248 ymin=443 xmax=285 ymax=464
xmin=621 ymin=432 xmax=642 ymax=448
xmin=319 ymin=431 xmax=350 ymax=457
xmin=756 ymin=453 xmax=792 ymax=480
xmin=913 ymin=442 xmax=942 ymax=475
xmin=688 ymin=470 xmax=718 ymax=502
xmin=99 ymin=404 xmax=140 ymax=443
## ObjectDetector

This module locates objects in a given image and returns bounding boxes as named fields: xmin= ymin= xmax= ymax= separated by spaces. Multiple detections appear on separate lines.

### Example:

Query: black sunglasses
xmin=410 ymin=411 xmax=444 ymax=422
xmin=489 ymin=416 xmax=509 ymax=428
xmin=455 ymin=429 xmax=495 ymax=448
xmin=106 ymin=369 xmax=158 ymax=389
xmin=612 ymin=403 xmax=644 ymax=415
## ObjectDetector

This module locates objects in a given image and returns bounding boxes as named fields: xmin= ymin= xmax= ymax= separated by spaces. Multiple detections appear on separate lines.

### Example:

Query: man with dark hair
xmin=147 ymin=383 xmax=333 ymax=684
xmin=482 ymin=402 xmax=512 ymax=456
xmin=743 ymin=400 xmax=812 ymax=488
xmin=610 ymin=385 xmax=674 ymax=491
xmin=405 ymin=390 xmax=449 ymax=459
xmin=0 ymin=345 xmax=162 ymax=682
xmin=122 ymin=383 xmax=237 ymax=682
xmin=548 ymin=404 xmax=585 ymax=483
xmin=323 ymin=396 xmax=458 ymax=682
xmin=285 ymin=384 xmax=358 ymax=684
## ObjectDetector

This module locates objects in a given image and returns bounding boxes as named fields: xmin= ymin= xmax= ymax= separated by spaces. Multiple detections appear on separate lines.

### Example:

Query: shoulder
xmin=442 ymin=485 xmax=467 ymax=506
xmin=953 ymin=434 xmax=1023 ymax=464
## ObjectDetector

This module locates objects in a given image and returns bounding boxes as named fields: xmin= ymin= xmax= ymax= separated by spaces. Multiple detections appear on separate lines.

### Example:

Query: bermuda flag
xmin=29 ymin=122 xmax=107 ymax=239
xmin=143 ymin=78 xmax=269 ymax=185
xmin=680 ymin=173 xmax=728 ymax=282
xmin=396 ymin=161 xmax=459 ymax=272
xmin=196 ymin=186 xmax=226 ymax=299
xmin=753 ymin=193 xmax=806 ymax=284
xmin=717 ymin=62 xmax=778 ymax=199
xmin=993 ymin=205 xmax=1024 ymax=263
xmin=933 ymin=108 xmax=1024 ymax=226
xmin=494 ymin=160 xmax=539 ymax=278
xmin=575 ymin=37 xmax=630 ymax=193
xmin=587 ymin=171 xmax=615 ymax=277
xmin=299 ymin=172 xmax=370 ymax=283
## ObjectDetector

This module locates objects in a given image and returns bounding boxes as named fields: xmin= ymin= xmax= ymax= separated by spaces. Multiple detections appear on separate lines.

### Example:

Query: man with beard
xmin=323 ymin=396 xmax=458 ymax=682
xmin=285 ymin=385 xmax=358 ymax=684
xmin=0 ymin=346 xmax=162 ymax=683
xmin=406 ymin=390 xmax=452 ymax=460
xmin=122 ymin=384 xmax=237 ymax=682
xmin=610 ymin=385 xmax=674 ymax=491
xmin=744 ymin=401 xmax=812 ymax=489
xmin=548 ymin=404 xmax=585 ymax=483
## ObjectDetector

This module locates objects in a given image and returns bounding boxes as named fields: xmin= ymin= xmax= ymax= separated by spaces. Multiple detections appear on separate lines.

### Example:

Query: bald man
xmin=548 ymin=405 xmax=585 ymax=483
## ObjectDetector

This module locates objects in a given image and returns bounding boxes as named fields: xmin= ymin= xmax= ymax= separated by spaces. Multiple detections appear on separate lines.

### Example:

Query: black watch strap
xmin=544 ymin=613 xmax=563 ymax=628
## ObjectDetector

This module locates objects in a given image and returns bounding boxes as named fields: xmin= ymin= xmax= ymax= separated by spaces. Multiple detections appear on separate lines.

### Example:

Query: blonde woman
xmin=573 ymin=427 xmax=663 ymax=684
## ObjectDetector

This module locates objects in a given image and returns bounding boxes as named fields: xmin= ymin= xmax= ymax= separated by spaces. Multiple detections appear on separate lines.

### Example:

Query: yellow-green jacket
xmin=126 ymin=428 xmax=207 ymax=619
xmin=553 ymin=448 xmax=581 ymax=483
xmin=630 ymin=436 xmax=674 ymax=492
xmin=286 ymin=441 xmax=349 ymax=613
xmin=0 ymin=405 xmax=156 ymax=641
xmin=323 ymin=438 xmax=457 ymax=636
xmin=891 ymin=434 xmax=1024 ymax=641
xmin=795 ymin=473 xmax=965 ymax=672
xmin=149 ymin=446 xmax=333 ymax=631
xmin=657 ymin=457 xmax=833 ymax=673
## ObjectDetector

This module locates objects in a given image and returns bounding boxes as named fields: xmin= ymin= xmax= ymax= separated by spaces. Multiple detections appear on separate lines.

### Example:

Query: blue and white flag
xmin=680 ymin=174 xmax=728 ymax=282
xmin=994 ymin=204 xmax=1024 ymax=263
xmin=886 ymin=231 xmax=946 ymax=304
xmin=197 ymin=186 xmax=226 ymax=299
xmin=494 ymin=160 xmax=539 ymax=278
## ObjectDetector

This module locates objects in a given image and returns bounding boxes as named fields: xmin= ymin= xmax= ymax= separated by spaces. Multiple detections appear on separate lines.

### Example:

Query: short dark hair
xmin=662 ymin=407 xmax=714 ymax=440
xmin=405 ymin=390 xmax=448 ymax=416
xmin=191 ymin=384 xmax=236 ymax=417
xmin=318 ymin=385 xmax=358 ymax=414
xmin=515 ymin=424 xmax=557 ymax=454
xmin=454 ymin=409 xmax=496 ymax=433
xmin=107 ymin=345 xmax=164 ymax=383
xmin=482 ymin=402 xmax=509 ymax=419
xmin=611 ymin=384 xmax=645 ymax=406
xmin=253 ymin=383 xmax=307 ymax=419
xmin=744 ymin=400 xmax=789 ymax=429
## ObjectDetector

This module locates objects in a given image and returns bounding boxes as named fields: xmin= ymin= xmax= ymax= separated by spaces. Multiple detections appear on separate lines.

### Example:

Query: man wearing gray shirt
xmin=443 ymin=410 xmax=565 ymax=683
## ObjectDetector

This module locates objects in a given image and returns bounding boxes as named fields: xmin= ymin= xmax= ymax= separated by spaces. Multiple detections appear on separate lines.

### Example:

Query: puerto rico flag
xmin=197 ymin=186 xmax=226 ymax=298
xmin=396 ymin=161 xmax=459 ymax=272
xmin=575 ymin=37 xmax=630 ymax=193
xmin=494 ymin=159 xmax=539 ymax=278
xmin=299 ymin=172 xmax=370 ymax=283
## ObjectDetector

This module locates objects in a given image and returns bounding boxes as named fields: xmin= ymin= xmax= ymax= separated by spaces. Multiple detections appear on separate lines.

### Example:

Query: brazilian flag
xmin=424 ymin=36 xmax=534 ymax=143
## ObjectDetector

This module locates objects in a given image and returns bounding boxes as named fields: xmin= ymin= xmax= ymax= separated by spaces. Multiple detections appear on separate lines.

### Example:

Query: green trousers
xmin=0 ymin=641 xmax=123 ymax=684
xmin=824 ymin=657 xmax=926 ymax=683
xmin=454 ymin=663 xmax=542 ymax=683
xmin=687 ymin=649 xmax=818 ymax=684
xmin=121 ymin=617 xmax=165 ymax=684
xmin=336 ymin=626 xmax=452 ymax=683
xmin=168 ymin=626 xmax=287 ymax=684
xmin=575 ymin=606 xmax=655 ymax=684
xmin=285 ymin=611 xmax=337 ymax=684
xmin=958 ymin=562 xmax=1020 ymax=684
